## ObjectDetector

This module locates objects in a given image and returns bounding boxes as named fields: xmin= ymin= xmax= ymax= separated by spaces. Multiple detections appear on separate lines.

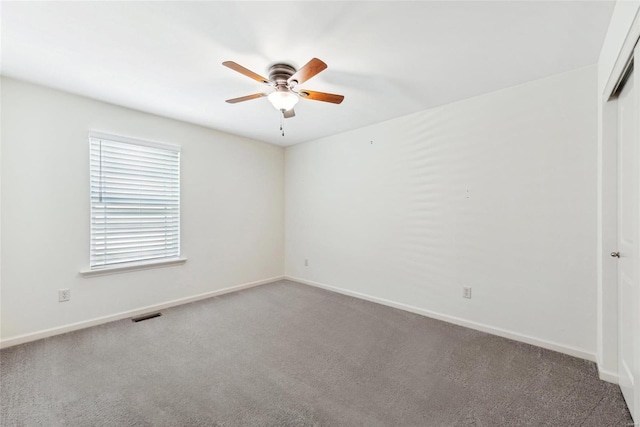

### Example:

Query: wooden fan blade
xmin=299 ymin=90 xmax=344 ymax=104
xmin=222 ymin=61 xmax=269 ymax=84
xmin=225 ymin=93 xmax=267 ymax=104
xmin=283 ymin=108 xmax=295 ymax=119
xmin=288 ymin=58 xmax=327 ymax=87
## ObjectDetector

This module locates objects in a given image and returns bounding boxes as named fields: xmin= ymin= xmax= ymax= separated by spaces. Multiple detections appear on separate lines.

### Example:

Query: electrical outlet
xmin=304 ymin=258 xmax=309 ymax=267
xmin=463 ymin=287 xmax=472 ymax=299
xmin=59 ymin=289 xmax=71 ymax=302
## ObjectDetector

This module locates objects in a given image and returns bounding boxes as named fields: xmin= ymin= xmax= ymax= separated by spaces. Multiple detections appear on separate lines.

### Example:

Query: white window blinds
xmin=89 ymin=133 xmax=181 ymax=269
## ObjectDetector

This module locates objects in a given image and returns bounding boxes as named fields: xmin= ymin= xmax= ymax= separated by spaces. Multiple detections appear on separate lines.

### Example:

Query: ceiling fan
xmin=222 ymin=58 xmax=344 ymax=121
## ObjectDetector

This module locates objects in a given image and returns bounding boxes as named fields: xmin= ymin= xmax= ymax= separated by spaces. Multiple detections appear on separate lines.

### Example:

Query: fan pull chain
xmin=280 ymin=110 xmax=285 ymax=136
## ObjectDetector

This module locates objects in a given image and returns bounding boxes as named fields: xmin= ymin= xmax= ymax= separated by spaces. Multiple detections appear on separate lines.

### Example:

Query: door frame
xmin=598 ymin=6 xmax=640 ymax=416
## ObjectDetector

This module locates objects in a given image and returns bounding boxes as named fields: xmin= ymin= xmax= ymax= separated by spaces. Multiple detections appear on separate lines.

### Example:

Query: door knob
xmin=611 ymin=251 xmax=620 ymax=258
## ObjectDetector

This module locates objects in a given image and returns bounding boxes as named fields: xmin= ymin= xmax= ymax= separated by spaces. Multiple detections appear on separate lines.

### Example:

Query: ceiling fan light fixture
xmin=222 ymin=59 xmax=344 ymax=130
xmin=268 ymin=90 xmax=299 ymax=111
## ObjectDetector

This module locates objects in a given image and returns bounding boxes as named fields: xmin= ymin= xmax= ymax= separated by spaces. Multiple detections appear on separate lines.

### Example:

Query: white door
xmin=616 ymin=55 xmax=640 ymax=420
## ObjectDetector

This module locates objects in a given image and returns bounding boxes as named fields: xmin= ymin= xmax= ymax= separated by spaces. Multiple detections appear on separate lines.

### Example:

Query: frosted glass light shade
xmin=268 ymin=91 xmax=299 ymax=111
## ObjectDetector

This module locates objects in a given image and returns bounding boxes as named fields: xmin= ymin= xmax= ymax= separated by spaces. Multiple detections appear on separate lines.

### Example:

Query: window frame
xmin=82 ymin=132 xmax=185 ymax=276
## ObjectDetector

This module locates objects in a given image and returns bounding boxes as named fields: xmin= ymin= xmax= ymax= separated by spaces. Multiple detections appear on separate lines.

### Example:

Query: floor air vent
xmin=132 ymin=312 xmax=162 ymax=322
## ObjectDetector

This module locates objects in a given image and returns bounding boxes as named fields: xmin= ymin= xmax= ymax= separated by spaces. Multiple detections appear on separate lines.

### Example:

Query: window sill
xmin=79 ymin=258 xmax=187 ymax=278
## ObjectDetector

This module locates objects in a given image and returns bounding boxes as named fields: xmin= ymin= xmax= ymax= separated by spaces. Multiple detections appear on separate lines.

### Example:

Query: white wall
xmin=285 ymin=66 xmax=597 ymax=359
xmin=596 ymin=0 xmax=640 ymax=381
xmin=1 ymin=77 xmax=284 ymax=344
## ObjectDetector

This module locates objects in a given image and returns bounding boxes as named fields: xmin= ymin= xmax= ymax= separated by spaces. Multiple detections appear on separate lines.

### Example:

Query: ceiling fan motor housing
xmin=269 ymin=64 xmax=297 ymax=88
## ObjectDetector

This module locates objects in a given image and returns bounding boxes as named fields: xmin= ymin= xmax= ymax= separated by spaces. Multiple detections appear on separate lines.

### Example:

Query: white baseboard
xmin=3 ymin=274 xmax=602 ymax=368
xmin=597 ymin=367 xmax=619 ymax=384
xmin=285 ymin=276 xmax=597 ymax=363
xmin=595 ymin=354 xmax=619 ymax=384
xmin=0 ymin=276 xmax=284 ymax=349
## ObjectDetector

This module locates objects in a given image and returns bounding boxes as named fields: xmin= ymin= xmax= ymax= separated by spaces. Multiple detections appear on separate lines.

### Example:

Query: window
xmin=89 ymin=133 xmax=181 ymax=270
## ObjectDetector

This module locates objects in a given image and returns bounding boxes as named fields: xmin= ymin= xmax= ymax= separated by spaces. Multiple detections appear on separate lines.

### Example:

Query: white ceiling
xmin=1 ymin=1 xmax=614 ymax=147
